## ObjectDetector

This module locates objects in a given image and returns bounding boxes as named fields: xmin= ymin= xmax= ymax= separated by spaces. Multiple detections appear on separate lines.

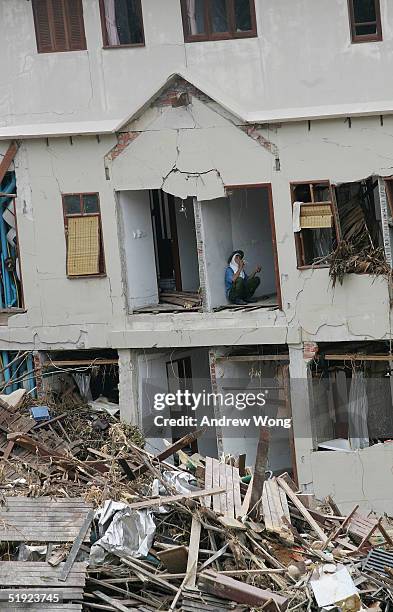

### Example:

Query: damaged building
xmin=1 ymin=0 xmax=393 ymax=515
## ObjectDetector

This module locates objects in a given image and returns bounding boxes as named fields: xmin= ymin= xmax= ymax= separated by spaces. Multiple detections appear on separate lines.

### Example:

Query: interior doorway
xmin=150 ymin=190 xmax=201 ymax=309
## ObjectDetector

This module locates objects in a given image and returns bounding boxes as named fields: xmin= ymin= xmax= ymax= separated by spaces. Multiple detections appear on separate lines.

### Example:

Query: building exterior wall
xmin=1 ymin=112 xmax=393 ymax=352
xmin=2 ymin=0 xmax=393 ymax=127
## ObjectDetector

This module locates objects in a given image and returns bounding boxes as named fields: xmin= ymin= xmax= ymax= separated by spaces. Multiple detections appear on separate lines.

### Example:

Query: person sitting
xmin=225 ymin=250 xmax=262 ymax=305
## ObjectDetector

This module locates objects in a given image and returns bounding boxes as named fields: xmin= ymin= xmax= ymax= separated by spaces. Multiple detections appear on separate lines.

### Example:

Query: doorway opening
xmin=150 ymin=190 xmax=201 ymax=309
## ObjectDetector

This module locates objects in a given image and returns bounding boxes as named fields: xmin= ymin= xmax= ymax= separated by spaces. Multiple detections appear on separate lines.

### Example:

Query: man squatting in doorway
xmin=225 ymin=250 xmax=262 ymax=305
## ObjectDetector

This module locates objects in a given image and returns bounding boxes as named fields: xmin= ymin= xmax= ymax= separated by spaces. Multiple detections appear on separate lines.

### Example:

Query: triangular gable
xmin=113 ymin=72 xmax=247 ymax=134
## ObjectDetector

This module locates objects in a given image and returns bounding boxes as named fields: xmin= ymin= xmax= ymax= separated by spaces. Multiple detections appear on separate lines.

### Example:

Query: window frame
xmin=290 ymin=180 xmax=340 ymax=270
xmin=347 ymin=0 xmax=382 ymax=44
xmin=180 ymin=0 xmax=257 ymax=43
xmin=32 ymin=0 xmax=87 ymax=54
xmin=62 ymin=192 xmax=106 ymax=278
xmin=98 ymin=0 xmax=145 ymax=48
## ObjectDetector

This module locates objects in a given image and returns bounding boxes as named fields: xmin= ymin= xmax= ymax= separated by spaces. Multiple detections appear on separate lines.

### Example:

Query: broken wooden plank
xmin=250 ymin=428 xmax=270 ymax=518
xmin=0 ymin=142 xmax=18 ymax=185
xmin=184 ymin=516 xmax=201 ymax=589
xmin=93 ymin=591 xmax=138 ymax=612
xmin=203 ymin=456 xmax=213 ymax=508
xmin=277 ymin=477 xmax=327 ymax=542
xmin=120 ymin=558 xmax=178 ymax=593
xmin=0 ymin=497 xmax=93 ymax=543
xmin=0 ymin=562 xmax=87 ymax=587
xmin=156 ymin=546 xmax=188 ymax=573
xmin=262 ymin=478 xmax=293 ymax=543
xmin=60 ymin=510 xmax=94 ymax=582
xmin=124 ymin=486 xmax=224 ymax=511
xmin=132 ymin=429 xmax=204 ymax=478
xmin=198 ymin=570 xmax=288 ymax=611
xmin=239 ymin=475 xmax=253 ymax=517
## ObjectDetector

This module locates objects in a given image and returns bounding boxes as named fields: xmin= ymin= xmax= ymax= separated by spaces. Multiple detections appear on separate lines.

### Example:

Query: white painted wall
xmin=200 ymin=197 xmax=233 ymax=309
xmin=119 ymin=190 xmax=158 ymax=309
xmin=2 ymin=1 xmax=393 ymax=128
xmin=311 ymin=444 xmax=393 ymax=515
xmin=175 ymin=197 xmax=200 ymax=292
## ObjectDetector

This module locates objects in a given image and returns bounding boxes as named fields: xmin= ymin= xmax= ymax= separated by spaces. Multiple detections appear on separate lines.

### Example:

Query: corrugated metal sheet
xmin=363 ymin=548 xmax=393 ymax=576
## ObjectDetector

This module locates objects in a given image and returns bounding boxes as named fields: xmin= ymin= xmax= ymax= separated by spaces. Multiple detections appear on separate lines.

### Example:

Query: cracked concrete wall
xmin=2 ymin=1 xmax=393 ymax=128
xmin=109 ymin=97 xmax=275 ymax=199
xmin=2 ymin=109 xmax=393 ymax=353
xmin=311 ymin=445 xmax=393 ymax=515
xmin=0 ymin=135 xmax=126 ymax=351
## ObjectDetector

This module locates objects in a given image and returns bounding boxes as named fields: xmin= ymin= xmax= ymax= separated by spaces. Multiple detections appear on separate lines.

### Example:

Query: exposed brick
xmin=303 ymin=341 xmax=318 ymax=361
xmin=106 ymin=131 xmax=140 ymax=162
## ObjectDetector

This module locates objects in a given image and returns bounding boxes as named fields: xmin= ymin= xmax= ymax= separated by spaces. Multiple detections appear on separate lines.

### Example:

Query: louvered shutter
xmin=32 ymin=0 xmax=54 ymax=52
xmin=51 ymin=0 xmax=68 ymax=51
xmin=66 ymin=0 xmax=87 ymax=50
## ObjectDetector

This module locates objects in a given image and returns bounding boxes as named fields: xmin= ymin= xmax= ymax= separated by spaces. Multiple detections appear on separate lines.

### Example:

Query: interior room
xmin=119 ymin=189 xmax=201 ymax=312
xmin=137 ymin=348 xmax=217 ymax=459
xmin=310 ymin=342 xmax=393 ymax=452
xmin=212 ymin=347 xmax=294 ymax=476
xmin=199 ymin=186 xmax=280 ymax=310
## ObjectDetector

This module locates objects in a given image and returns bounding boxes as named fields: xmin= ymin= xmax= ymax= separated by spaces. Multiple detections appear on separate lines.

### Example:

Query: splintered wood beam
xmin=132 ymin=429 xmax=204 ymax=478
xmin=277 ymin=477 xmax=327 ymax=543
xmin=0 ymin=142 xmax=18 ymax=185
xmin=324 ymin=354 xmax=392 ymax=361
xmin=250 ymin=427 xmax=270 ymax=518
xmin=184 ymin=517 xmax=201 ymax=589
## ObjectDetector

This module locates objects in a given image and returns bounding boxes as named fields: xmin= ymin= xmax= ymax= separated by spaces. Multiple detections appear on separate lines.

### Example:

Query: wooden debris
xmin=198 ymin=570 xmax=289 ymax=611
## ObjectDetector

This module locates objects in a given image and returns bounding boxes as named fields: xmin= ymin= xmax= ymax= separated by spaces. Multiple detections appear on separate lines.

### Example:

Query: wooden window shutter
xmin=32 ymin=0 xmax=54 ymax=52
xmin=66 ymin=0 xmax=87 ymax=50
xmin=51 ymin=0 xmax=68 ymax=51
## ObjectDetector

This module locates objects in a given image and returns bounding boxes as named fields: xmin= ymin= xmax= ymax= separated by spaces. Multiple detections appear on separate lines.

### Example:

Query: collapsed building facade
xmin=1 ymin=0 xmax=393 ymax=513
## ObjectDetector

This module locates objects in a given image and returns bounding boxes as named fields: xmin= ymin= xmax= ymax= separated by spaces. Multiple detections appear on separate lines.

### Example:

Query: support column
xmin=288 ymin=343 xmax=316 ymax=492
xmin=118 ymin=349 xmax=140 ymax=426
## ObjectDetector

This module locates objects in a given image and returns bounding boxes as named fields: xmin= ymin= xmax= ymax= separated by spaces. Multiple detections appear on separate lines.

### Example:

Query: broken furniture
xmin=329 ymin=504 xmax=393 ymax=552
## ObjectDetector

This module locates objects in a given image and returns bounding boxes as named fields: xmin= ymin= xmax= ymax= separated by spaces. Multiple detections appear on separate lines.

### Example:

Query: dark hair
xmin=227 ymin=250 xmax=244 ymax=264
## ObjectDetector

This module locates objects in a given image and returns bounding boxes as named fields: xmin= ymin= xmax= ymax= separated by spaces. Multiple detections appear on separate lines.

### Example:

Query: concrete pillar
xmin=118 ymin=349 xmax=140 ymax=426
xmin=288 ymin=343 xmax=316 ymax=491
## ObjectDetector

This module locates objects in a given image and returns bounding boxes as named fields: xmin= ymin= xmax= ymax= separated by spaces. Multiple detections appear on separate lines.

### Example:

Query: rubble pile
xmin=0 ymin=391 xmax=393 ymax=611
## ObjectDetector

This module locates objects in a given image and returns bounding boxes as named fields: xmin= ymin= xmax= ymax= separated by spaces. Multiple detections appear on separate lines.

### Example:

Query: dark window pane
xmin=64 ymin=195 xmax=81 ymax=215
xmin=355 ymin=23 xmax=377 ymax=35
xmin=313 ymin=184 xmax=331 ymax=202
xmin=185 ymin=0 xmax=205 ymax=35
xmin=103 ymin=0 xmax=143 ymax=45
xmin=294 ymin=184 xmax=312 ymax=203
xmin=353 ymin=0 xmax=376 ymax=23
xmin=303 ymin=228 xmax=334 ymax=264
xmin=211 ymin=0 xmax=229 ymax=33
xmin=83 ymin=194 xmax=99 ymax=214
xmin=234 ymin=0 xmax=252 ymax=31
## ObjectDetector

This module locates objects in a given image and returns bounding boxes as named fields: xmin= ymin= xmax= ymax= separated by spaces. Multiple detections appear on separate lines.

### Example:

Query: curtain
xmin=187 ymin=0 xmax=198 ymax=35
xmin=348 ymin=370 xmax=369 ymax=450
xmin=211 ymin=0 xmax=228 ymax=33
xmin=104 ymin=0 xmax=120 ymax=45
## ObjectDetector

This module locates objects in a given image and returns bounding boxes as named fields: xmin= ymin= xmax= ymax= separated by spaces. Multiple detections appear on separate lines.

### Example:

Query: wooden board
xmin=0 ymin=498 xmax=93 ymax=543
xmin=0 ymin=562 xmax=87 ymax=587
xmin=262 ymin=478 xmax=293 ymax=543
xmin=204 ymin=459 xmax=242 ymax=519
